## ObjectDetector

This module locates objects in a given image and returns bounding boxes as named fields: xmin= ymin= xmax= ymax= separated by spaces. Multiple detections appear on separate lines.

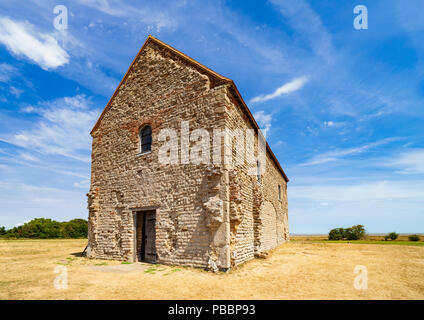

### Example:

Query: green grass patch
xmin=121 ymin=261 xmax=132 ymax=264
xmin=292 ymin=239 xmax=424 ymax=246
xmin=144 ymin=267 xmax=157 ymax=274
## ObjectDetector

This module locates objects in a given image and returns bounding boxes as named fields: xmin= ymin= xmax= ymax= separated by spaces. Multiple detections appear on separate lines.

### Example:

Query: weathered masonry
xmin=87 ymin=35 xmax=289 ymax=271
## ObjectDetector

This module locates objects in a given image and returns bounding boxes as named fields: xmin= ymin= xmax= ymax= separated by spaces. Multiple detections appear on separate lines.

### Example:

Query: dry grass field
xmin=1 ymin=239 xmax=423 ymax=300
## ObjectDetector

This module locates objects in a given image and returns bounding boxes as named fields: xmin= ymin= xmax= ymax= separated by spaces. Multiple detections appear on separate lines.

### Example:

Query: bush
xmin=408 ymin=234 xmax=421 ymax=242
xmin=387 ymin=232 xmax=399 ymax=240
xmin=328 ymin=225 xmax=366 ymax=240
xmin=328 ymin=228 xmax=345 ymax=240
xmin=345 ymin=225 xmax=366 ymax=240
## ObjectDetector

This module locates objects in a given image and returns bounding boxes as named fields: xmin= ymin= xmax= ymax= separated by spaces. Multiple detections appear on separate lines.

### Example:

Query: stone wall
xmin=87 ymin=41 xmax=230 ymax=268
xmin=223 ymin=87 xmax=289 ymax=266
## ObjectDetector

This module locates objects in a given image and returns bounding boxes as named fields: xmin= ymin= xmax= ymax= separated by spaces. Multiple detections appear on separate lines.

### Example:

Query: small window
xmin=257 ymin=160 xmax=261 ymax=184
xmin=278 ymin=185 xmax=281 ymax=201
xmin=140 ymin=125 xmax=152 ymax=153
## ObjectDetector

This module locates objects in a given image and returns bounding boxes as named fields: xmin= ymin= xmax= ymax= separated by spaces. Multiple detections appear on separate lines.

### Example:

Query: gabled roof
xmin=90 ymin=35 xmax=230 ymax=135
xmin=90 ymin=35 xmax=289 ymax=182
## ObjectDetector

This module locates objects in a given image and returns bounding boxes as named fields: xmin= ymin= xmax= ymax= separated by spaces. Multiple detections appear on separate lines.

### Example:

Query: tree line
xmin=0 ymin=218 xmax=87 ymax=239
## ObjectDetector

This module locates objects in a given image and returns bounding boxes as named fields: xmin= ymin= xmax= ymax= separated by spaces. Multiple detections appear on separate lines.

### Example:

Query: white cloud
xmin=323 ymin=121 xmax=345 ymax=128
xmin=74 ymin=179 xmax=90 ymax=189
xmin=21 ymin=106 xmax=35 ymax=113
xmin=288 ymin=179 xmax=424 ymax=233
xmin=0 ymin=16 xmax=69 ymax=70
xmin=0 ymin=182 xmax=86 ymax=228
xmin=253 ymin=110 xmax=272 ymax=134
xmin=1 ymin=95 xmax=99 ymax=162
xmin=9 ymin=86 xmax=23 ymax=97
xmin=301 ymin=138 xmax=399 ymax=166
xmin=290 ymin=180 xmax=424 ymax=202
xmin=250 ymin=76 xmax=309 ymax=104
xmin=19 ymin=153 xmax=39 ymax=162
xmin=77 ymin=0 xmax=175 ymax=32
xmin=270 ymin=0 xmax=335 ymax=63
xmin=385 ymin=149 xmax=424 ymax=174
xmin=77 ymin=0 xmax=125 ymax=16
xmin=0 ymin=63 xmax=18 ymax=83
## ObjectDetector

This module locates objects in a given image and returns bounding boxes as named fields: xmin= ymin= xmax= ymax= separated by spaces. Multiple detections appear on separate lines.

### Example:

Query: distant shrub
xmin=408 ymin=234 xmax=421 ymax=242
xmin=328 ymin=225 xmax=366 ymax=241
xmin=387 ymin=232 xmax=399 ymax=241
xmin=328 ymin=228 xmax=345 ymax=240
xmin=345 ymin=225 xmax=366 ymax=240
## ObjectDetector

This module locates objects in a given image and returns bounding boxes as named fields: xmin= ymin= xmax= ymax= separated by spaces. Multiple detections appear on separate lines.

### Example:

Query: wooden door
xmin=144 ymin=211 xmax=157 ymax=263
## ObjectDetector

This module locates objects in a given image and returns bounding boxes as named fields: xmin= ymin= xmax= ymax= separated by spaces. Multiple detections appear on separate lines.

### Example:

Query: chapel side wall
xmin=223 ymin=89 xmax=256 ymax=266
xmin=260 ymin=153 xmax=289 ymax=249
xmin=223 ymin=88 xmax=289 ymax=266
xmin=87 ymin=41 xmax=229 ymax=268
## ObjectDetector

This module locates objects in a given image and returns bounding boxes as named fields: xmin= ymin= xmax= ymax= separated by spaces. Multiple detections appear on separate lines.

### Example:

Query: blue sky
xmin=0 ymin=0 xmax=423 ymax=233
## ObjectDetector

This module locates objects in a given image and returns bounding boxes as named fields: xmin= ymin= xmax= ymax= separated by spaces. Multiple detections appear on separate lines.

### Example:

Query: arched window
xmin=140 ymin=125 xmax=152 ymax=153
